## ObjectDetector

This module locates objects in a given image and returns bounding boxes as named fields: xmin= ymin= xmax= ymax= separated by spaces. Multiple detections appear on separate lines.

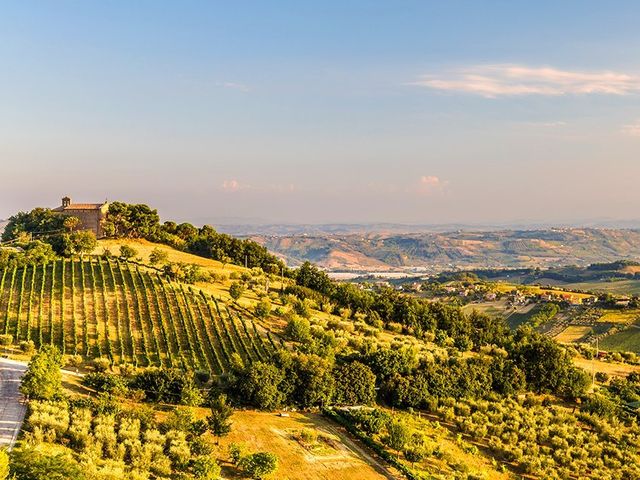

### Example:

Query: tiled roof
xmin=53 ymin=203 xmax=107 ymax=211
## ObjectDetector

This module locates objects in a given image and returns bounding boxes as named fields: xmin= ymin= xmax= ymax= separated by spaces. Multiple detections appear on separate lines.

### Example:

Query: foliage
xmin=119 ymin=245 xmax=138 ymax=260
xmin=239 ymin=451 xmax=278 ymax=480
xmin=148 ymin=248 xmax=169 ymax=265
xmin=20 ymin=345 xmax=63 ymax=400
xmin=208 ymin=394 xmax=233 ymax=441
xmin=333 ymin=361 xmax=376 ymax=405
xmin=229 ymin=282 xmax=245 ymax=301
xmin=254 ymin=298 xmax=272 ymax=319
xmin=10 ymin=447 xmax=85 ymax=480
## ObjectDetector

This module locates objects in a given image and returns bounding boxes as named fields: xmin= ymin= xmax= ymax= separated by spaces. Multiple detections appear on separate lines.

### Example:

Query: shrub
xmin=19 ymin=340 xmax=36 ymax=354
xmin=240 ymin=451 xmax=278 ymax=480
xmin=0 ymin=334 xmax=12 ymax=346
xmin=229 ymin=282 xmax=245 ymax=301
xmin=119 ymin=245 xmax=138 ymax=260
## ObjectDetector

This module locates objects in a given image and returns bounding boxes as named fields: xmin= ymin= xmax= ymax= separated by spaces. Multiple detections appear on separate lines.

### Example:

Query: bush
xmin=19 ymin=340 xmax=36 ymax=354
xmin=284 ymin=316 xmax=311 ymax=343
xmin=119 ymin=245 xmax=138 ymax=260
xmin=240 ymin=452 xmax=278 ymax=480
xmin=229 ymin=282 xmax=245 ymax=301
xmin=0 ymin=334 xmax=13 ymax=346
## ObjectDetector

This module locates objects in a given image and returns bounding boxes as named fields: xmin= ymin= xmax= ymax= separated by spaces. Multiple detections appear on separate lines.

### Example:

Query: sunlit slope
xmin=0 ymin=258 xmax=279 ymax=373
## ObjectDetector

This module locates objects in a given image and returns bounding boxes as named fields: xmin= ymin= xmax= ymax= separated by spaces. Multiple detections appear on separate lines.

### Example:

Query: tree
xmin=254 ymin=299 xmax=272 ymax=319
xmin=190 ymin=455 xmax=221 ymax=480
xmin=284 ymin=316 xmax=310 ymax=343
xmin=10 ymin=447 xmax=85 ymax=480
xmin=385 ymin=420 xmax=411 ymax=452
xmin=208 ymin=394 xmax=233 ymax=443
xmin=149 ymin=248 xmax=169 ymax=265
xmin=333 ymin=361 xmax=377 ymax=405
xmin=20 ymin=345 xmax=63 ymax=400
xmin=61 ymin=231 xmax=97 ymax=256
xmin=119 ymin=245 xmax=138 ymax=260
xmin=240 ymin=452 xmax=278 ymax=480
xmin=62 ymin=216 xmax=80 ymax=232
xmin=229 ymin=282 xmax=245 ymax=302
xmin=230 ymin=362 xmax=285 ymax=410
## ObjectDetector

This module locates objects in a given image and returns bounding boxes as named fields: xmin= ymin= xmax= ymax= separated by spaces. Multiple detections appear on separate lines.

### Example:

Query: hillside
xmin=0 ymin=257 xmax=277 ymax=373
xmin=252 ymin=228 xmax=640 ymax=271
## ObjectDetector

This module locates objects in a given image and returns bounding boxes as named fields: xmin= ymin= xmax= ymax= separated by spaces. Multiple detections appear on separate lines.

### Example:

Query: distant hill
xmin=250 ymin=228 xmax=640 ymax=271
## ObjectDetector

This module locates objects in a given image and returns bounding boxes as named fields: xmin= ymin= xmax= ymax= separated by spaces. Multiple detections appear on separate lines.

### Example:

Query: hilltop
xmin=251 ymin=228 xmax=640 ymax=271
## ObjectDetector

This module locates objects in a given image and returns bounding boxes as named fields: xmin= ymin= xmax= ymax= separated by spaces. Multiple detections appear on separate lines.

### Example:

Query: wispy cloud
xmin=221 ymin=179 xmax=246 ymax=192
xmin=220 ymin=179 xmax=295 ymax=193
xmin=622 ymin=122 xmax=640 ymax=137
xmin=412 ymin=64 xmax=640 ymax=98
xmin=417 ymin=175 xmax=448 ymax=195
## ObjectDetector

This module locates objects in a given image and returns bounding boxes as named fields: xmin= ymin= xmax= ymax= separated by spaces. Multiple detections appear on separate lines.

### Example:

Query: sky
xmin=1 ymin=1 xmax=640 ymax=225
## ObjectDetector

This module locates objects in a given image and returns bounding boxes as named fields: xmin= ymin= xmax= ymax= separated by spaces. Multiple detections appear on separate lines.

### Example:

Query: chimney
xmin=62 ymin=196 xmax=71 ymax=208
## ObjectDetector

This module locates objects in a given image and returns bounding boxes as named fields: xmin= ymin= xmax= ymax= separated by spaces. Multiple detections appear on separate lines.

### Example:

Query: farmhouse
xmin=53 ymin=196 xmax=109 ymax=238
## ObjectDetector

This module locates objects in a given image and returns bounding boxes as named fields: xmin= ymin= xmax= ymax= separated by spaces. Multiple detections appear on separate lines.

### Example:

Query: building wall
xmin=63 ymin=206 xmax=108 ymax=237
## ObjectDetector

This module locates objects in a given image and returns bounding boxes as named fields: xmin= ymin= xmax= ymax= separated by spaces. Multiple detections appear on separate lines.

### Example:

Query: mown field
xmin=0 ymin=258 xmax=279 ymax=373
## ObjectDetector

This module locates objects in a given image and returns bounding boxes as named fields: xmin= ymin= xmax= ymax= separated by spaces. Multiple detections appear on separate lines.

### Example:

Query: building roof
xmin=53 ymin=202 xmax=107 ymax=212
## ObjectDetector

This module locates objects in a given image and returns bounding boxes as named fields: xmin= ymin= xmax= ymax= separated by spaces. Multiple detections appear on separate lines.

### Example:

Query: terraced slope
xmin=0 ymin=258 xmax=277 ymax=373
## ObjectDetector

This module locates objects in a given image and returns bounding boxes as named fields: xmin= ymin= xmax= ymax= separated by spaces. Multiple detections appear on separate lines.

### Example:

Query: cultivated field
xmin=0 ymin=258 xmax=279 ymax=372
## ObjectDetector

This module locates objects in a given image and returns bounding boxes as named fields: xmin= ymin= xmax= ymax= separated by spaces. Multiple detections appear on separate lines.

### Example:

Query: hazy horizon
xmin=2 ymin=1 xmax=640 ymax=224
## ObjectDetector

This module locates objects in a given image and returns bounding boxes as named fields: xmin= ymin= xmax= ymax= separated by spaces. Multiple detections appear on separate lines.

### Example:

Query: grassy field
xmin=600 ymin=325 xmax=640 ymax=353
xmin=218 ymin=411 xmax=395 ymax=480
xmin=555 ymin=325 xmax=592 ymax=343
xmin=561 ymin=279 xmax=640 ymax=296
xmin=492 ymin=282 xmax=594 ymax=301
xmin=0 ymin=257 xmax=278 ymax=372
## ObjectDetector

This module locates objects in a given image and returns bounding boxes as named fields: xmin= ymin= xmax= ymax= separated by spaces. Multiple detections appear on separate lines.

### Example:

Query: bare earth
xmin=0 ymin=358 xmax=27 ymax=450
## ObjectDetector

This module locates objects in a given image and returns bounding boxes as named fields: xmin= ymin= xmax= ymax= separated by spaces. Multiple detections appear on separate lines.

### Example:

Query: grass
xmin=555 ymin=326 xmax=592 ymax=343
xmin=573 ymin=357 xmax=640 ymax=378
xmin=599 ymin=325 xmax=640 ymax=353
xmin=597 ymin=309 xmax=640 ymax=324
xmin=217 ymin=411 xmax=393 ymax=480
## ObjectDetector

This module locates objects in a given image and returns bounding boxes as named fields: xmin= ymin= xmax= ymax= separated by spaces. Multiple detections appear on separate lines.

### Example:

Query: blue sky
xmin=2 ymin=1 xmax=640 ymax=224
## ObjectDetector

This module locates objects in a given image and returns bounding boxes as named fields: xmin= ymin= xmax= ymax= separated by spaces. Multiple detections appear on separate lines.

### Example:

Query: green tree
xmin=231 ymin=362 xmax=285 ymax=410
xmin=61 ymin=230 xmax=97 ymax=256
xmin=333 ymin=361 xmax=377 ymax=405
xmin=284 ymin=316 xmax=311 ymax=343
xmin=149 ymin=248 xmax=169 ymax=265
xmin=208 ymin=394 xmax=233 ymax=444
xmin=20 ymin=345 xmax=63 ymax=400
xmin=119 ymin=245 xmax=138 ymax=260
xmin=191 ymin=456 xmax=221 ymax=480
xmin=240 ymin=452 xmax=278 ymax=480
xmin=254 ymin=299 xmax=272 ymax=319
xmin=10 ymin=448 xmax=85 ymax=480
xmin=229 ymin=282 xmax=245 ymax=302
xmin=385 ymin=420 xmax=411 ymax=452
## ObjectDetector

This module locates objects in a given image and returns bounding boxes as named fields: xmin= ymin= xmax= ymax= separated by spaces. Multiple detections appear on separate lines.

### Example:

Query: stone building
xmin=52 ymin=196 xmax=109 ymax=238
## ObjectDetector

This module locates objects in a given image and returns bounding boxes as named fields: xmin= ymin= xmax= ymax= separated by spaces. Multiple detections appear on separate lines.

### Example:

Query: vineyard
xmin=0 ymin=258 xmax=280 ymax=373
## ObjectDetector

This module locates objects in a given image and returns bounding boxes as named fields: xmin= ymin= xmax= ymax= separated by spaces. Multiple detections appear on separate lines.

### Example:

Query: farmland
xmin=0 ymin=258 xmax=278 ymax=373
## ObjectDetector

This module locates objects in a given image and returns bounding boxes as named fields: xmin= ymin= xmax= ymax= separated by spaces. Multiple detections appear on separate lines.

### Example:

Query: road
xmin=0 ymin=358 xmax=27 ymax=450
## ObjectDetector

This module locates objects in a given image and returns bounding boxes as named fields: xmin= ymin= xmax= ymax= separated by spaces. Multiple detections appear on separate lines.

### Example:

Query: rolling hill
xmin=251 ymin=228 xmax=640 ymax=271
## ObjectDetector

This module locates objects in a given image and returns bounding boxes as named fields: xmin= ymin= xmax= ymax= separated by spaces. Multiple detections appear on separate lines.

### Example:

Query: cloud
xmin=221 ymin=179 xmax=246 ymax=192
xmin=412 ymin=64 xmax=640 ymax=98
xmin=622 ymin=122 xmax=640 ymax=137
xmin=417 ymin=175 xmax=448 ymax=195
xmin=220 ymin=179 xmax=295 ymax=193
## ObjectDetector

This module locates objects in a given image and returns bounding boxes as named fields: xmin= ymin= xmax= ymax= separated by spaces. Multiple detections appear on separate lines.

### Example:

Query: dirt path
xmin=0 ymin=358 xmax=27 ymax=450
xmin=321 ymin=422 xmax=402 ymax=480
